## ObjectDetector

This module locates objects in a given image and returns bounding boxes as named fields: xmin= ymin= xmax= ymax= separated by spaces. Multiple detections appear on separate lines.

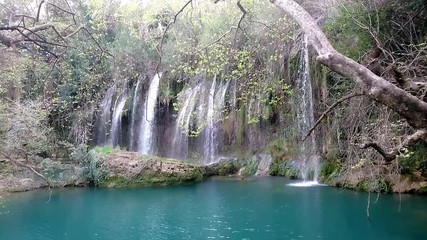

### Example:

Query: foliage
xmin=397 ymin=143 xmax=427 ymax=177
xmin=91 ymin=145 xmax=117 ymax=156
xmin=323 ymin=4 xmax=373 ymax=61
xmin=69 ymin=144 xmax=105 ymax=185
xmin=240 ymin=157 xmax=259 ymax=177
xmin=355 ymin=178 xmax=392 ymax=193
xmin=319 ymin=161 xmax=342 ymax=183
xmin=269 ymin=159 xmax=298 ymax=179
xmin=0 ymin=100 xmax=56 ymax=158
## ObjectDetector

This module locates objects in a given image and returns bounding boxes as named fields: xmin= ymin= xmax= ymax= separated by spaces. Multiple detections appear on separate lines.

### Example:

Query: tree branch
xmin=198 ymin=1 xmax=249 ymax=52
xmin=46 ymin=2 xmax=77 ymax=25
xmin=236 ymin=1 xmax=247 ymax=29
xmin=361 ymin=130 xmax=427 ymax=162
xmin=0 ymin=150 xmax=51 ymax=187
xmin=35 ymin=0 xmax=46 ymax=23
xmin=270 ymin=0 xmax=427 ymax=130
xmin=303 ymin=92 xmax=364 ymax=141
xmin=156 ymin=0 xmax=193 ymax=73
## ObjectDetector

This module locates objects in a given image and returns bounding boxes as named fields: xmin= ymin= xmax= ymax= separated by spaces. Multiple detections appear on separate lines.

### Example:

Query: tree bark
xmin=270 ymin=0 xmax=427 ymax=130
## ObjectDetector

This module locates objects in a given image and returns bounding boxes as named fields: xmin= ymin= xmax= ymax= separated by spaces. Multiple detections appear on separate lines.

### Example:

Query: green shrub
xmin=319 ymin=161 xmax=342 ymax=183
xmin=240 ymin=157 xmax=259 ymax=177
xmin=70 ymin=145 xmax=106 ymax=185
xmin=91 ymin=146 xmax=116 ymax=156
xmin=269 ymin=159 xmax=298 ymax=179
xmin=398 ymin=142 xmax=427 ymax=177
xmin=355 ymin=178 xmax=391 ymax=193
xmin=323 ymin=4 xmax=373 ymax=61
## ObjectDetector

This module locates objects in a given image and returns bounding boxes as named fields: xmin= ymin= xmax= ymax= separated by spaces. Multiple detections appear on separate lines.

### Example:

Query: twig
xmin=361 ymin=129 xmax=427 ymax=162
xmin=236 ymin=1 xmax=247 ymax=29
xmin=303 ymin=92 xmax=364 ymax=141
xmin=35 ymin=0 xmax=45 ymax=23
xmin=0 ymin=151 xmax=51 ymax=187
xmin=198 ymin=1 xmax=249 ymax=52
xmin=156 ymin=0 xmax=193 ymax=73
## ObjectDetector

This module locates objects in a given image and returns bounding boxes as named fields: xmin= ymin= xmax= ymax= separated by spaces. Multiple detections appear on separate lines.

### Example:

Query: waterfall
xmin=296 ymin=35 xmax=319 ymax=181
xmin=129 ymin=80 xmax=142 ymax=151
xmin=203 ymin=76 xmax=217 ymax=164
xmin=169 ymin=77 xmax=229 ymax=164
xmin=93 ymin=84 xmax=116 ymax=146
xmin=108 ymin=86 xmax=127 ymax=147
xmin=138 ymin=73 xmax=162 ymax=155
xmin=201 ymin=77 xmax=230 ymax=164
xmin=170 ymin=83 xmax=202 ymax=159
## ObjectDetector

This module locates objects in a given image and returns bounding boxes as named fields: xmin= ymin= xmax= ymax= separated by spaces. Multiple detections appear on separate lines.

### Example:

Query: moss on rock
xmin=96 ymin=151 xmax=205 ymax=188
xmin=269 ymin=158 xmax=298 ymax=179
xmin=203 ymin=159 xmax=239 ymax=177
xmin=319 ymin=161 xmax=342 ymax=184
xmin=99 ymin=170 xmax=204 ymax=188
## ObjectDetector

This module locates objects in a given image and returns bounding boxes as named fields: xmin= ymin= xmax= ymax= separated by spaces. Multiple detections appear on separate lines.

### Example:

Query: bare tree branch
xmin=46 ymin=2 xmax=77 ymax=25
xmin=198 ymin=0 xmax=249 ymax=52
xmin=236 ymin=1 xmax=247 ymax=29
xmin=303 ymin=92 xmax=364 ymax=141
xmin=270 ymin=0 xmax=427 ymax=130
xmin=0 ymin=1 xmax=112 ymax=60
xmin=0 ymin=150 xmax=51 ymax=187
xmin=156 ymin=0 xmax=193 ymax=73
xmin=35 ymin=0 xmax=46 ymax=23
xmin=361 ymin=130 xmax=427 ymax=162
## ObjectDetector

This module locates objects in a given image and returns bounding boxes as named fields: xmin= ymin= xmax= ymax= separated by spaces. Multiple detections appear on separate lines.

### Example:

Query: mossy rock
xmin=99 ymin=170 xmax=204 ymax=188
xmin=240 ymin=157 xmax=259 ymax=177
xmin=203 ymin=159 xmax=239 ymax=177
xmin=354 ymin=179 xmax=392 ymax=193
xmin=319 ymin=161 xmax=342 ymax=184
xmin=96 ymin=151 xmax=205 ymax=187
xmin=269 ymin=159 xmax=298 ymax=179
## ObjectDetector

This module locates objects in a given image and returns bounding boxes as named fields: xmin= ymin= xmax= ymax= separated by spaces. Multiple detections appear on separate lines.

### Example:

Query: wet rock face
xmin=203 ymin=158 xmax=240 ymax=177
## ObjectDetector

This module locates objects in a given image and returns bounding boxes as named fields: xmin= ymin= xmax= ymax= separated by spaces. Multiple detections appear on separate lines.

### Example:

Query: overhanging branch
xmin=0 ymin=150 xmax=51 ymax=187
xmin=361 ymin=130 xmax=427 ymax=162
xmin=270 ymin=0 xmax=427 ymax=130
xmin=303 ymin=92 xmax=363 ymax=141
xmin=198 ymin=0 xmax=249 ymax=51
xmin=156 ymin=0 xmax=193 ymax=73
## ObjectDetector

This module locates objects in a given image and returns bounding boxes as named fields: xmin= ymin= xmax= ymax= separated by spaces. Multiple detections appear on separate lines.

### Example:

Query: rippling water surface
xmin=1 ymin=177 xmax=426 ymax=240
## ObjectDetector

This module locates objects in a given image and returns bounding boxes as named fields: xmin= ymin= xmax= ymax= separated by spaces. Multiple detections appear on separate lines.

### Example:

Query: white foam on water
xmin=287 ymin=181 xmax=326 ymax=187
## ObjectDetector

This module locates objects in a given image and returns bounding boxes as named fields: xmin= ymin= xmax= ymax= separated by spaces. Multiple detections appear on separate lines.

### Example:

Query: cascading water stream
xmin=108 ymin=86 xmax=127 ymax=147
xmin=169 ymin=77 xmax=229 ymax=164
xmin=138 ymin=73 xmax=162 ymax=155
xmin=295 ymin=35 xmax=319 ymax=181
xmin=203 ymin=76 xmax=217 ymax=164
xmin=129 ymin=80 xmax=142 ymax=151
xmin=170 ymin=83 xmax=202 ymax=159
xmin=93 ymin=84 xmax=116 ymax=146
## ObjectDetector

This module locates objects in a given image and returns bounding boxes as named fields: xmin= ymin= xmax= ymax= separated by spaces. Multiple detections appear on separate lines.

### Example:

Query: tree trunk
xmin=270 ymin=0 xmax=427 ymax=130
